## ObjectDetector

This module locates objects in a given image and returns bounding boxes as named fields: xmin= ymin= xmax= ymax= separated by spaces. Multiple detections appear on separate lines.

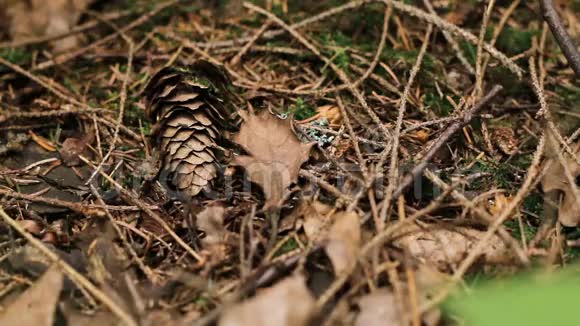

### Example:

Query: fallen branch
xmin=540 ymin=0 xmax=580 ymax=76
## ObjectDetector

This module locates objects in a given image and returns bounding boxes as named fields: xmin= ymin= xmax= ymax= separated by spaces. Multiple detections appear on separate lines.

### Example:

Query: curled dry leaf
xmin=219 ymin=275 xmax=314 ymax=326
xmin=2 ymin=0 xmax=94 ymax=52
xmin=197 ymin=204 xmax=229 ymax=260
xmin=59 ymin=137 xmax=87 ymax=166
xmin=542 ymin=141 xmax=580 ymax=227
xmin=414 ymin=129 xmax=430 ymax=143
xmin=325 ymin=210 xmax=361 ymax=274
xmin=299 ymin=200 xmax=361 ymax=274
xmin=392 ymin=224 xmax=513 ymax=271
xmin=0 ymin=266 xmax=63 ymax=326
xmin=316 ymin=104 xmax=342 ymax=125
xmin=233 ymin=111 xmax=313 ymax=208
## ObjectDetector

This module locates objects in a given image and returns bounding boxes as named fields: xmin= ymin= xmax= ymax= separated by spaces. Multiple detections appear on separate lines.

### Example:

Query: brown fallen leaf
xmin=299 ymin=200 xmax=361 ymax=274
xmin=0 ymin=265 xmax=63 ymax=326
xmin=413 ymin=129 xmax=430 ymax=143
xmin=542 ymin=141 xmax=580 ymax=227
xmin=325 ymin=211 xmax=361 ymax=274
xmin=301 ymin=200 xmax=334 ymax=239
xmin=233 ymin=111 xmax=313 ymax=208
xmin=219 ymin=275 xmax=314 ymax=326
xmin=354 ymin=265 xmax=448 ymax=326
xmin=59 ymin=137 xmax=87 ymax=166
xmin=391 ymin=224 xmax=513 ymax=271
xmin=3 ymin=0 xmax=94 ymax=52
xmin=197 ymin=204 xmax=229 ymax=260
xmin=354 ymin=289 xmax=402 ymax=326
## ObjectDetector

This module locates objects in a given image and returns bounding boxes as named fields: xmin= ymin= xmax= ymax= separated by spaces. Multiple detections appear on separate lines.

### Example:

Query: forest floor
xmin=0 ymin=0 xmax=579 ymax=325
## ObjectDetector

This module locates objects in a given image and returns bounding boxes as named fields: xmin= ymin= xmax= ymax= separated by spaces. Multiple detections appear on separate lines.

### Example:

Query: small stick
xmin=380 ymin=24 xmax=433 ymax=221
xmin=392 ymin=85 xmax=503 ymax=199
xmin=540 ymin=0 xmax=580 ymax=76
xmin=230 ymin=20 xmax=272 ymax=66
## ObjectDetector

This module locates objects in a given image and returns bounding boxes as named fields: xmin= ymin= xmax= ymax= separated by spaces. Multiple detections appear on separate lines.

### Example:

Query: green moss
xmin=573 ymin=0 xmax=580 ymax=12
xmin=523 ymin=192 xmax=543 ymax=216
xmin=381 ymin=48 xmax=438 ymax=73
xmin=273 ymin=237 xmax=299 ymax=258
xmin=504 ymin=219 xmax=537 ymax=242
xmin=459 ymin=41 xmax=477 ymax=66
xmin=468 ymin=160 xmax=514 ymax=190
xmin=287 ymin=98 xmax=316 ymax=120
xmin=0 ymin=48 xmax=31 ymax=65
xmin=555 ymin=84 xmax=580 ymax=107
xmin=423 ymin=91 xmax=459 ymax=117
xmin=495 ymin=26 xmax=537 ymax=56
xmin=487 ymin=66 xmax=530 ymax=97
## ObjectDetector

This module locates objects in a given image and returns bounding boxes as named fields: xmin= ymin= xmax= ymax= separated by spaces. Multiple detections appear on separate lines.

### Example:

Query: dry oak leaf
xmin=392 ymin=224 xmax=513 ymax=271
xmin=233 ymin=111 xmax=313 ymax=208
xmin=0 ymin=266 xmax=63 ymax=326
xmin=219 ymin=275 xmax=314 ymax=326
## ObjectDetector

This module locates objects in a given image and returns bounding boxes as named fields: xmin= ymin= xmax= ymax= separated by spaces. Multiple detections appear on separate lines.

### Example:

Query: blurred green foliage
xmin=445 ymin=269 xmax=580 ymax=325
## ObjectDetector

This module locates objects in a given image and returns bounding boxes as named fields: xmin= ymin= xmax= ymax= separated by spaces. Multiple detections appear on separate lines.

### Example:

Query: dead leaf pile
xmin=233 ymin=111 xmax=313 ymax=209
xmin=391 ymin=224 xmax=514 ymax=271
xmin=2 ymin=0 xmax=94 ymax=51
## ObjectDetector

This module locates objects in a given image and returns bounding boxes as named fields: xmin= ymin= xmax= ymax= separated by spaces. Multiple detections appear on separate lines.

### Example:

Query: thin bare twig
xmin=86 ymin=19 xmax=135 ymax=184
xmin=380 ymin=24 xmax=433 ymax=222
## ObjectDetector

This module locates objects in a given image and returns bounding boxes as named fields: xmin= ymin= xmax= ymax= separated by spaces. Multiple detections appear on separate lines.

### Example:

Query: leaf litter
xmin=0 ymin=0 xmax=578 ymax=325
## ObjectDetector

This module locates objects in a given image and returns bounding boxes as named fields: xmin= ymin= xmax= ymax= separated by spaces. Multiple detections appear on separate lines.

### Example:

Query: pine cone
xmin=145 ymin=61 xmax=235 ymax=199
